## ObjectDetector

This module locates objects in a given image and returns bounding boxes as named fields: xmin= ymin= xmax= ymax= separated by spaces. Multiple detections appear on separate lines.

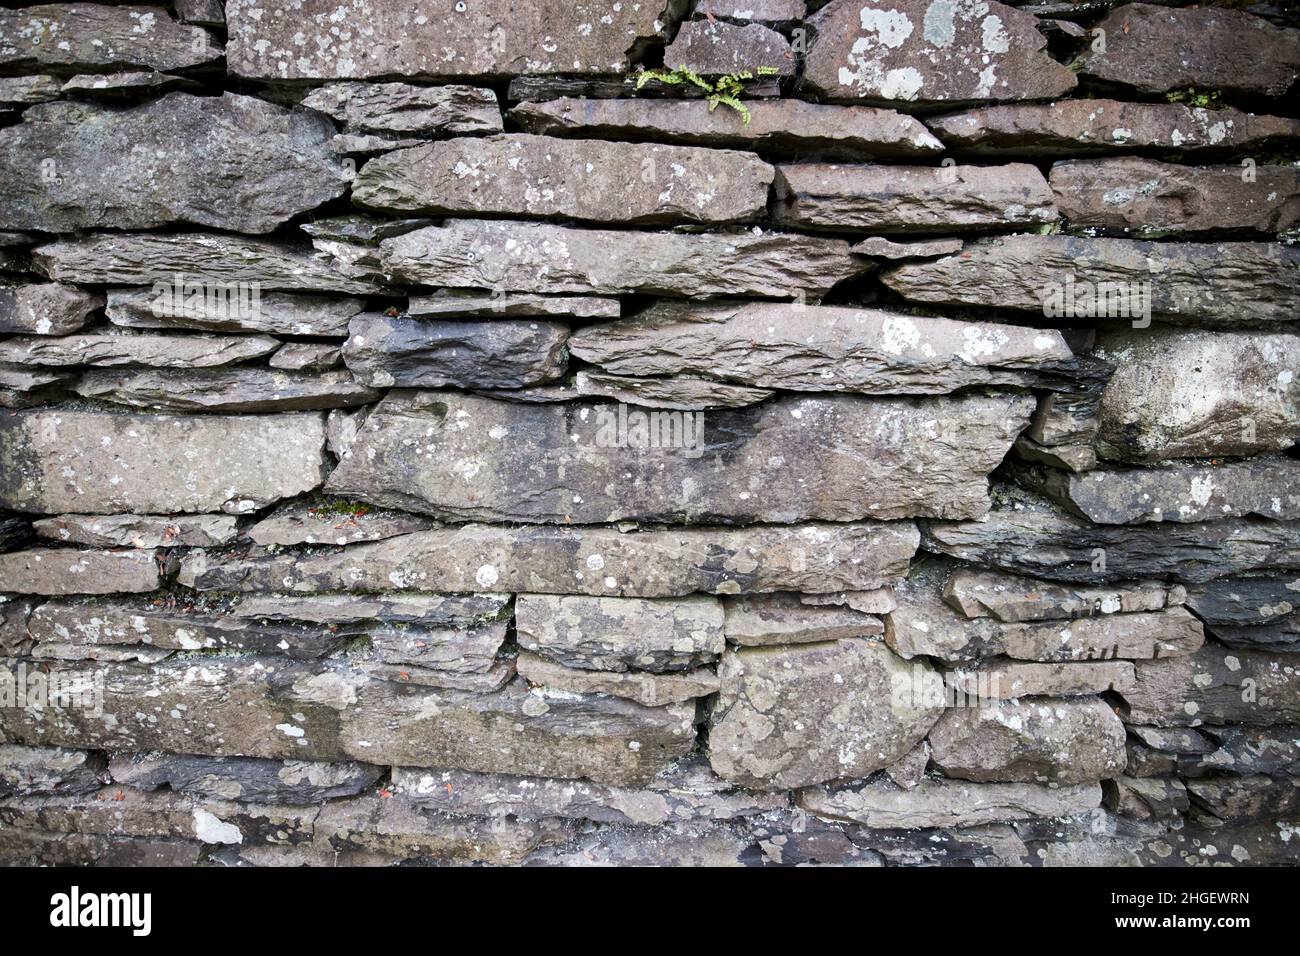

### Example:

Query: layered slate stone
xmin=245 ymin=504 xmax=433 ymax=548
xmin=921 ymin=487 xmax=1300 ymax=585
xmin=109 ymin=754 xmax=382 ymax=804
xmin=928 ymin=100 xmax=1300 ymax=158
xmin=380 ymin=220 xmax=865 ymax=298
xmin=722 ymin=593 xmax=883 ymax=646
xmin=694 ymin=0 xmax=806 ymax=19
xmin=929 ymin=698 xmax=1127 ymax=784
xmin=34 ymin=234 xmax=379 ymax=295
xmin=341 ymin=314 xmax=569 ymax=389
xmin=0 ymin=94 xmax=347 ymax=234
xmin=944 ymin=659 xmax=1136 ymax=698
xmin=570 ymin=371 xmax=773 ymax=410
xmin=1184 ymin=577 xmax=1300 ymax=652
xmin=106 ymin=288 xmax=365 ymax=337
xmin=1079 ymin=4 xmax=1300 ymax=99
xmin=507 ymin=97 xmax=944 ymax=159
xmin=0 ymin=4 xmax=223 ymax=73
xmin=74 ymin=368 xmax=381 ymax=413
xmin=708 ymin=639 xmax=944 ymax=790
xmin=0 ymin=283 xmax=101 ymax=335
xmin=0 ymin=746 xmax=105 ymax=798
xmin=352 ymin=134 xmax=773 ymax=226
xmin=33 ymin=514 xmax=239 ymax=548
xmin=568 ymin=300 xmax=1075 ymax=395
xmin=300 ymin=83 xmax=502 ymax=135
xmin=943 ymin=568 xmax=1183 ymax=622
xmin=179 ymin=521 xmax=920 ymax=598
xmin=269 ymin=344 xmax=342 ymax=372
xmin=0 ymin=409 xmax=327 ymax=515
xmin=1121 ymin=645 xmax=1300 ymax=728
xmin=515 ymin=651 xmax=720 ymax=707
xmin=803 ymin=0 xmax=1076 ymax=104
xmin=225 ymin=0 xmax=675 ymax=80
xmin=0 ymin=333 xmax=279 ymax=369
xmin=0 ymin=76 xmax=61 ymax=107
xmin=0 ymin=548 xmax=160 ymax=595
xmin=1093 ymin=329 xmax=1300 ymax=462
xmin=882 ymin=236 xmax=1300 ymax=326
xmin=324 ymin=390 xmax=1033 ymax=523
xmin=774 ymin=163 xmax=1057 ymax=233
xmin=1050 ymin=158 xmax=1300 ymax=237
xmin=58 ymin=71 xmax=201 ymax=98
xmin=800 ymin=777 xmax=1101 ymax=829
xmin=851 ymin=237 xmax=963 ymax=260
xmin=663 ymin=20 xmax=794 ymax=75
xmin=515 ymin=594 xmax=723 ymax=672
xmin=1011 ymin=459 xmax=1300 ymax=525
xmin=408 ymin=290 xmax=619 ymax=320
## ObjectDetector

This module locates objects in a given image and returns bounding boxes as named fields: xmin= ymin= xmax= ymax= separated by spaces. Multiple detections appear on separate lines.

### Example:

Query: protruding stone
xmin=109 ymin=754 xmax=381 ymax=804
xmin=516 ymin=650 xmax=719 ymax=706
xmin=1121 ymin=645 xmax=1300 ymax=727
xmin=0 ymin=548 xmax=160 ymax=595
xmin=1184 ymin=576 xmax=1300 ymax=652
xmin=106 ymin=288 xmax=364 ymax=337
xmin=664 ymin=20 xmax=794 ymax=75
xmin=0 ymin=282 xmax=102 ymax=335
xmin=0 ymin=333 xmax=279 ymax=369
xmin=722 ymin=593 xmax=883 ymax=646
xmin=301 ymin=82 xmax=501 ymax=135
xmin=269 ymin=343 xmax=342 ymax=372
xmin=0 ymin=4 xmax=222 ymax=73
xmin=515 ymin=594 xmax=724 ymax=672
xmin=945 ymin=659 xmax=1137 ymax=698
xmin=408 ymin=291 xmax=619 ymax=320
xmin=708 ymin=639 xmax=945 ymax=790
xmin=0 ymin=76 xmax=61 ymax=107
xmin=572 ymin=370 xmax=774 ymax=410
xmin=943 ymin=568 xmax=1183 ymax=622
xmin=246 ymin=503 xmax=434 ymax=548
xmin=0 ymin=94 xmax=347 ymax=234
xmin=803 ymin=0 xmax=1076 ymax=104
xmin=74 ymin=368 xmax=380 ymax=413
xmin=0 ymin=409 xmax=327 ymax=515
xmin=0 ymin=746 xmax=105 ymax=797
xmin=32 ymin=514 xmax=239 ymax=548
xmin=694 ymin=0 xmax=805 ymax=19
xmin=850 ymin=237 xmax=963 ymax=260
xmin=59 ymin=71 xmax=200 ymax=98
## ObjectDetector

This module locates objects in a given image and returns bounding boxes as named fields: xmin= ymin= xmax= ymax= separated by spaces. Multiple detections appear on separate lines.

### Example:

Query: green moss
xmin=1164 ymin=88 xmax=1226 ymax=110
xmin=307 ymin=499 xmax=373 ymax=517
xmin=634 ymin=66 xmax=780 ymax=125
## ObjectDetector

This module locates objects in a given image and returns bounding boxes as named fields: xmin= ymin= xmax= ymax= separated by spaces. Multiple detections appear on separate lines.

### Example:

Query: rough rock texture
xmin=407 ymin=291 xmax=619 ymax=320
xmin=1121 ymin=645 xmax=1300 ymax=728
xmin=723 ymin=593 xmax=883 ymax=646
xmin=0 ymin=94 xmax=346 ymax=234
xmin=708 ymin=639 xmax=945 ymax=790
xmin=0 ymin=282 xmax=102 ymax=335
xmin=515 ymin=650 xmax=720 ymax=706
xmin=73 ymin=367 xmax=379 ymax=413
xmin=0 ymin=548 xmax=160 ymax=595
xmin=664 ymin=20 xmax=794 ymax=75
xmin=106 ymin=288 xmax=365 ymax=336
xmin=0 ymin=332 xmax=280 ymax=369
xmin=324 ymin=390 xmax=1032 ymax=523
xmin=804 ymin=0 xmax=1076 ymax=104
xmin=32 ymin=513 xmax=239 ymax=548
xmin=301 ymin=83 xmax=501 ymax=136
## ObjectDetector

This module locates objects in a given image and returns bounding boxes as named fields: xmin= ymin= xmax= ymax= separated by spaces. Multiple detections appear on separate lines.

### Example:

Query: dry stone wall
xmin=0 ymin=0 xmax=1297 ymax=867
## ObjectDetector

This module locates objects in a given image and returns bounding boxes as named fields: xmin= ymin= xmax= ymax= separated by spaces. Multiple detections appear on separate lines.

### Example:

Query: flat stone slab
xmin=882 ymin=236 xmax=1300 ymax=326
xmin=324 ymin=389 xmax=1033 ymax=523
xmin=106 ymin=288 xmax=364 ymax=336
xmin=408 ymin=290 xmax=618 ymax=320
xmin=664 ymin=20 xmax=794 ymax=75
xmin=850 ymin=237 xmax=963 ymax=260
xmin=508 ymin=97 xmax=943 ymax=159
xmin=353 ymin=133 xmax=773 ymax=226
xmin=945 ymin=659 xmax=1137 ymax=698
xmin=245 ymin=504 xmax=434 ymax=548
xmin=0 ymin=548 xmax=159 ymax=595
xmin=0 ymin=94 xmax=346 ymax=234
xmin=803 ymin=0 xmax=1076 ymax=104
xmin=379 ymin=219 xmax=865 ymax=298
xmin=109 ymin=754 xmax=382 ymax=804
xmin=0 ymin=4 xmax=222 ymax=73
xmin=1093 ymin=329 xmax=1300 ymax=462
xmin=0 ymin=746 xmax=105 ymax=798
xmin=515 ymin=650 xmax=720 ymax=707
xmin=300 ymin=83 xmax=501 ymax=135
xmin=225 ymin=0 xmax=675 ymax=80
xmin=943 ymin=568 xmax=1183 ymax=622
xmin=568 ymin=300 xmax=1075 ymax=395
xmin=74 ymin=368 xmax=380 ymax=413
xmin=722 ymin=593 xmax=883 ymax=645
xmin=33 ymin=514 xmax=239 ymax=548
xmin=774 ymin=162 xmax=1057 ymax=233
xmin=570 ymin=370 xmax=774 ymax=410
xmin=0 ymin=282 xmax=102 ymax=335
xmin=179 ymin=520 xmax=919 ymax=598
xmin=0 ymin=409 xmax=327 ymax=515
xmin=0 ymin=333 xmax=279 ymax=369
xmin=1121 ymin=645 xmax=1300 ymax=728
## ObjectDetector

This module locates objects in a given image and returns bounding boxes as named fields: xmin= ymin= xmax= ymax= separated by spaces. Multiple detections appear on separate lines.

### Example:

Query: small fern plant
xmin=634 ymin=66 xmax=780 ymax=124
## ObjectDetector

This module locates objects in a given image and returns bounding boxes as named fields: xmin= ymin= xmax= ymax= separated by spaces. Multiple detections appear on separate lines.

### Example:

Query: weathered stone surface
xmin=1104 ymin=776 xmax=1189 ymax=821
xmin=182 ymin=520 xmax=918 ymax=598
xmin=695 ymin=0 xmax=805 ymax=19
xmin=0 ymin=282 xmax=101 ymax=335
xmin=33 ymin=513 xmax=239 ymax=548
xmin=997 ymin=610 xmax=1205 ymax=664
xmin=232 ymin=593 xmax=509 ymax=629
xmin=342 ymin=314 xmax=569 ymax=389
xmin=408 ymin=290 xmax=619 ymax=320
xmin=0 ymin=596 xmax=37 ymax=648
xmin=59 ymin=71 xmax=200 ymax=98
xmin=354 ymin=133 xmax=773 ymax=226
xmin=1012 ymin=435 xmax=1097 ymax=474
xmin=516 ymin=650 xmax=719 ymax=706
xmin=1093 ymin=329 xmax=1300 ymax=462
xmin=246 ymin=504 xmax=434 ymax=548
xmin=1187 ymin=775 xmax=1300 ymax=826
xmin=109 ymin=753 xmax=381 ymax=804
xmin=1184 ymin=576 xmax=1300 ymax=653
xmin=270 ymin=343 xmax=342 ymax=372
xmin=301 ymin=82 xmax=500 ymax=135
xmin=1026 ymin=384 xmax=1103 ymax=447
xmin=801 ymin=589 xmax=898 ymax=615
xmin=324 ymin=390 xmax=1032 ymax=523
xmin=709 ymin=639 xmax=944 ymax=790
xmin=1050 ymin=158 xmax=1300 ymax=237
xmin=1080 ymin=4 xmax=1300 ymax=98
xmin=723 ymin=593 xmax=883 ymax=646
xmin=0 ymin=548 xmax=160 ymax=595
xmin=1190 ymin=726 xmax=1300 ymax=777
xmin=1121 ymin=645 xmax=1300 ymax=728
xmin=226 ymin=0 xmax=674 ymax=79
xmin=922 ymin=487 xmax=1300 ymax=585
xmin=804 ymin=0 xmax=1076 ymax=104
xmin=664 ymin=20 xmax=793 ymax=75
xmin=75 ymin=367 xmax=380 ymax=413
xmin=928 ymin=100 xmax=1300 ymax=158
xmin=0 ymin=657 xmax=697 ymax=786
xmin=0 ymin=332 xmax=279 ymax=369
xmin=0 ymin=369 xmax=72 ymax=409
xmin=0 ymin=409 xmax=327 ymax=515
xmin=106 ymin=288 xmax=364 ymax=336
xmin=572 ymin=370 xmax=774 ymax=410
xmin=568 ymin=300 xmax=1075 ymax=395
xmin=884 ymin=740 xmax=929 ymax=790
xmin=33 ymin=233 xmax=380 ymax=295
xmin=0 ymin=75 xmax=61 ymax=106
xmin=174 ymin=0 xmax=224 ymax=26
xmin=882 ymin=236 xmax=1300 ymax=326
xmin=1012 ymin=459 xmax=1300 ymax=525
xmin=775 ymin=162 xmax=1057 ymax=232
xmin=850 ymin=237 xmax=963 ymax=260
xmin=930 ymin=698 xmax=1127 ymax=784
xmin=395 ymin=757 xmax=785 ymax=825
xmin=0 ymin=94 xmax=346 ymax=234
xmin=943 ymin=568 xmax=1183 ymax=622
xmin=0 ymin=4 xmax=222 ymax=74
xmin=379 ymin=220 xmax=865 ymax=298
xmin=515 ymin=594 xmax=724 ymax=672
xmin=945 ymin=659 xmax=1137 ymax=698
xmin=508 ymin=97 xmax=943 ymax=159
xmin=801 ymin=776 xmax=1101 ymax=828
xmin=0 ymin=745 xmax=104 ymax=797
